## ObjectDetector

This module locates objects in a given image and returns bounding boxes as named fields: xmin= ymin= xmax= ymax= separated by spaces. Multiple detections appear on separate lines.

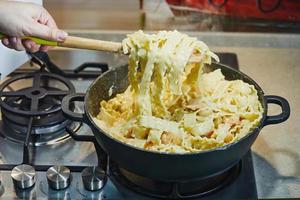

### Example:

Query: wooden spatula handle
xmin=58 ymin=36 xmax=123 ymax=53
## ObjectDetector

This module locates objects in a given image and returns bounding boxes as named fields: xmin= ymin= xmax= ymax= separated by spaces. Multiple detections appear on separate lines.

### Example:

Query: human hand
xmin=0 ymin=1 xmax=67 ymax=52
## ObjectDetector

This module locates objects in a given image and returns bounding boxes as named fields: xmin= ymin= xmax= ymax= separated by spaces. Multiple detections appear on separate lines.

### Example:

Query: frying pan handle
xmin=263 ymin=95 xmax=290 ymax=126
xmin=62 ymin=93 xmax=86 ymax=122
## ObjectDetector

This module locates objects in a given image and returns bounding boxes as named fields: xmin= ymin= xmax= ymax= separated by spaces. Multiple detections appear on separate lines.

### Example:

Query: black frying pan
xmin=62 ymin=63 xmax=290 ymax=181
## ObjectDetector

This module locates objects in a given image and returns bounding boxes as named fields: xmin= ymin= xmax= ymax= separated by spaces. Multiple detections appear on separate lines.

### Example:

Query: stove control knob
xmin=47 ymin=166 xmax=71 ymax=190
xmin=81 ymin=167 xmax=107 ymax=191
xmin=11 ymin=164 xmax=36 ymax=189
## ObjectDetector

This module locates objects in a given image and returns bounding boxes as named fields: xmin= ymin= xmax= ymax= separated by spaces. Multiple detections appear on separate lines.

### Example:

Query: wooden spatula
xmin=0 ymin=33 xmax=123 ymax=53
xmin=0 ymin=33 xmax=203 ymax=62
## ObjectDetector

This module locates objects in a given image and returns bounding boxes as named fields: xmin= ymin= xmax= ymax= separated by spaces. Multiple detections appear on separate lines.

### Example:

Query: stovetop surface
xmin=0 ymin=52 xmax=258 ymax=199
xmin=0 ymin=151 xmax=256 ymax=199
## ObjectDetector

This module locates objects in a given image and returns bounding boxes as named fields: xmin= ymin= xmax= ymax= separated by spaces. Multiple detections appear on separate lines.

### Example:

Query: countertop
xmin=21 ymin=31 xmax=300 ymax=198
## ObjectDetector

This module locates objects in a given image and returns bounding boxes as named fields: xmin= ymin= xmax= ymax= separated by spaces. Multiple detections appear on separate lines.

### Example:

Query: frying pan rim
xmin=85 ymin=62 xmax=267 ymax=156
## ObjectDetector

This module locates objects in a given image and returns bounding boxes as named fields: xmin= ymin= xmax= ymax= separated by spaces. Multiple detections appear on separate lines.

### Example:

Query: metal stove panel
xmin=0 ymin=123 xmax=98 ymax=168
xmin=0 ymin=170 xmax=124 ymax=200
xmin=34 ymin=140 xmax=97 ymax=167
xmin=0 ymin=139 xmax=23 ymax=165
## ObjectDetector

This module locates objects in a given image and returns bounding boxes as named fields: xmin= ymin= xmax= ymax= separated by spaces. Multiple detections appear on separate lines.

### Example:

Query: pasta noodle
xmin=93 ymin=30 xmax=263 ymax=153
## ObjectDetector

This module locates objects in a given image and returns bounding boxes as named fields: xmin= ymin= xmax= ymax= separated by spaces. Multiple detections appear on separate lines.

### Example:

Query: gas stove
xmin=0 ymin=51 xmax=257 ymax=199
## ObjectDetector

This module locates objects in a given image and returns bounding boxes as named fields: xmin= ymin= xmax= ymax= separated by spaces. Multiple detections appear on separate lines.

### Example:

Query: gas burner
xmin=110 ymin=161 xmax=241 ymax=199
xmin=0 ymin=72 xmax=81 ymax=146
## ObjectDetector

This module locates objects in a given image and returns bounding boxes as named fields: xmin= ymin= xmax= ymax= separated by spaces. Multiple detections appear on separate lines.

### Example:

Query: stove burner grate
xmin=0 ymin=72 xmax=79 ymax=145
xmin=0 ymin=72 xmax=75 ymax=116
xmin=110 ymin=161 xmax=241 ymax=199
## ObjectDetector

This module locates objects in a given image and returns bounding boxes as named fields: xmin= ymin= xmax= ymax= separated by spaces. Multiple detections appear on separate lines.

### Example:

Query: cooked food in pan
xmin=94 ymin=30 xmax=263 ymax=153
